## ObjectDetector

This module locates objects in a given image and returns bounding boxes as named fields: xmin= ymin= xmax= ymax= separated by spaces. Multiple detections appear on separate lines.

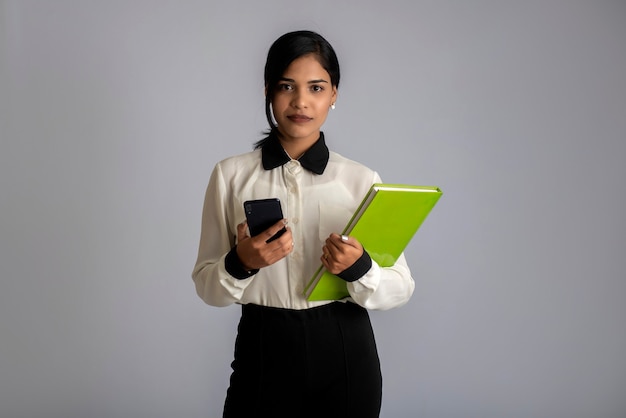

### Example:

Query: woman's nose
xmin=291 ymin=90 xmax=307 ymax=108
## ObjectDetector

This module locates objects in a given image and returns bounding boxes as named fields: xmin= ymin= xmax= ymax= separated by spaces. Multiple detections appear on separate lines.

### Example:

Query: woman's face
xmin=270 ymin=54 xmax=337 ymax=149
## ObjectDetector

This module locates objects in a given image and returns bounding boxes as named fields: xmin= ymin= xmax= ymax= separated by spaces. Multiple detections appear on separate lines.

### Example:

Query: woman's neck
xmin=277 ymin=133 xmax=319 ymax=160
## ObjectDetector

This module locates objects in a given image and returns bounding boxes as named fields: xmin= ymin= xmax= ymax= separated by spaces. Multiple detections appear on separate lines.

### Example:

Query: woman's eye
xmin=311 ymin=85 xmax=324 ymax=92
xmin=278 ymin=84 xmax=293 ymax=91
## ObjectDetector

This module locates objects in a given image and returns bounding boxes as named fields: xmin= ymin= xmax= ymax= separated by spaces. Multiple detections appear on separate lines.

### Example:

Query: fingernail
xmin=341 ymin=235 xmax=349 ymax=242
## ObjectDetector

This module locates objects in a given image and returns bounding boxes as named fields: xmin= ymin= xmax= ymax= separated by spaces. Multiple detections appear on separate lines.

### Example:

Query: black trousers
xmin=223 ymin=302 xmax=382 ymax=418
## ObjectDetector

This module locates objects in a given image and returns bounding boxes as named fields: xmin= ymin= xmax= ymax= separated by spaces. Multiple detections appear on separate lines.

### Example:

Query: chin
xmin=279 ymin=128 xmax=318 ymax=141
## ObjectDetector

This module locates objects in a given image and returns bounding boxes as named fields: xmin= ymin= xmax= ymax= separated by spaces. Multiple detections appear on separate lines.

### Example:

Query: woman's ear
xmin=331 ymin=86 xmax=338 ymax=106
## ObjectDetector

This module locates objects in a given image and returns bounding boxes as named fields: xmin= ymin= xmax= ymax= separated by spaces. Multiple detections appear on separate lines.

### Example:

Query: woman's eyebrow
xmin=279 ymin=77 xmax=329 ymax=84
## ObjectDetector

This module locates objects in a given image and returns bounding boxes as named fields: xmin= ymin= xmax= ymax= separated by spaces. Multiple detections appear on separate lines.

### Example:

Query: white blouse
xmin=192 ymin=141 xmax=414 ymax=311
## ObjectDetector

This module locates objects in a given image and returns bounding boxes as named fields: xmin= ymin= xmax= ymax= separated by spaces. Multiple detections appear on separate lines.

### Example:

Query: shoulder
xmin=325 ymin=151 xmax=382 ymax=199
xmin=207 ymin=149 xmax=263 ymax=191
xmin=214 ymin=148 xmax=262 ymax=174
xmin=327 ymin=150 xmax=377 ymax=177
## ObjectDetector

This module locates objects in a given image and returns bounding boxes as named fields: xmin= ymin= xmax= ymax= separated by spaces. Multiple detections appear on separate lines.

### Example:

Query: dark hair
xmin=255 ymin=30 xmax=340 ymax=148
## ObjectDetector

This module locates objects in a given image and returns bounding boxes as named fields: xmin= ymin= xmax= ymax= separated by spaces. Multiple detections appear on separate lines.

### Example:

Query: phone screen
xmin=244 ymin=198 xmax=286 ymax=242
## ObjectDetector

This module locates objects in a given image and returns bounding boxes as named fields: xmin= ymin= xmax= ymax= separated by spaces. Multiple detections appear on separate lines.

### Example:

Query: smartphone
xmin=244 ymin=198 xmax=287 ymax=242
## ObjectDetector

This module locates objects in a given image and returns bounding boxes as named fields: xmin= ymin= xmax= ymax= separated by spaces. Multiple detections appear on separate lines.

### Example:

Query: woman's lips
xmin=287 ymin=115 xmax=312 ymax=123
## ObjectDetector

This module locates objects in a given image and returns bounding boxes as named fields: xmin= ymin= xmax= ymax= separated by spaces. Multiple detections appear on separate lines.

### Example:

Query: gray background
xmin=1 ymin=1 xmax=625 ymax=417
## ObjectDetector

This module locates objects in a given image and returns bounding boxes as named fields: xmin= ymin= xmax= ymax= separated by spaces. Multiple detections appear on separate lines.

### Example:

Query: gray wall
xmin=1 ymin=1 xmax=625 ymax=417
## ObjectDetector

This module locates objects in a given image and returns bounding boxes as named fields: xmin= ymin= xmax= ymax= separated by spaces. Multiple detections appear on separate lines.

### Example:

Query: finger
xmin=329 ymin=233 xmax=359 ymax=248
xmin=326 ymin=236 xmax=347 ymax=256
xmin=267 ymin=226 xmax=292 ymax=247
xmin=321 ymin=245 xmax=329 ymax=261
xmin=284 ymin=237 xmax=295 ymax=254
xmin=320 ymin=252 xmax=332 ymax=269
xmin=237 ymin=221 xmax=249 ymax=241
xmin=321 ymin=252 xmax=343 ymax=275
xmin=261 ymin=219 xmax=288 ymax=242
xmin=272 ymin=228 xmax=293 ymax=249
xmin=264 ymin=228 xmax=294 ymax=258
xmin=340 ymin=235 xmax=359 ymax=249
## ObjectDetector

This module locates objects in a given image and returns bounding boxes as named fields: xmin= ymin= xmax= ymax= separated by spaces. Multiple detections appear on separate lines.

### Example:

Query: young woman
xmin=192 ymin=30 xmax=414 ymax=418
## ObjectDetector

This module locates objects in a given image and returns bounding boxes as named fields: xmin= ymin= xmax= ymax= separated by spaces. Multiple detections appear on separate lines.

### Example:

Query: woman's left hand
xmin=320 ymin=233 xmax=363 ymax=275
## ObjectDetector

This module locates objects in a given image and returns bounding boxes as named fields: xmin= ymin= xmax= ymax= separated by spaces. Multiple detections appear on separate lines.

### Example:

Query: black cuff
xmin=225 ymin=246 xmax=259 ymax=280
xmin=337 ymin=250 xmax=372 ymax=283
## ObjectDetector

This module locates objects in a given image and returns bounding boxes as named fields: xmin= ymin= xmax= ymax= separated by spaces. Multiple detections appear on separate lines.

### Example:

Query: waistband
xmin=241 ymin=301 xmax=366 ymax=322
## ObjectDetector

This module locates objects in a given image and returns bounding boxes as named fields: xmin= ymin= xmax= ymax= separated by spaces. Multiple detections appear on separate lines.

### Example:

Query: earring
xmin=331 ymin=103 xmax=336 ymax=110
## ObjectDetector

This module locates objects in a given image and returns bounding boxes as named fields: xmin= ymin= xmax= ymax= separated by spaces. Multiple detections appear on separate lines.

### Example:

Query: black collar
xmin=261 ymin=132 xmax=329 ymax=175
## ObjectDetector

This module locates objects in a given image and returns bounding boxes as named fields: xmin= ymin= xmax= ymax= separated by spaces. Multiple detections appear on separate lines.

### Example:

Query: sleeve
xmin=344 ymin=171 xmax=415 ymax=310
xmin=191 ymin=164 xmax=256 ymax=307
xmin=346 ymin=253 xmax=415 ymax=310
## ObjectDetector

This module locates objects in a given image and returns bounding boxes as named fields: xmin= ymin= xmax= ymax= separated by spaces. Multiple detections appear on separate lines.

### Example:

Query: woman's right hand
xmin=235 ymin=220 xmax=294 ymax=270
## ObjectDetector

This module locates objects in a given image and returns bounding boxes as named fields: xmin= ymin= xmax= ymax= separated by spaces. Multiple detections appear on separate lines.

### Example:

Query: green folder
xmin=303 ymin=183 xmax=442 ymax=301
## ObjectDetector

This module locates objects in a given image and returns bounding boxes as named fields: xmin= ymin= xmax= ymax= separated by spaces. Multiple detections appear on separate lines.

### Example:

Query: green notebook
xmin=303 ymin=183 xmax=442 ymax=301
